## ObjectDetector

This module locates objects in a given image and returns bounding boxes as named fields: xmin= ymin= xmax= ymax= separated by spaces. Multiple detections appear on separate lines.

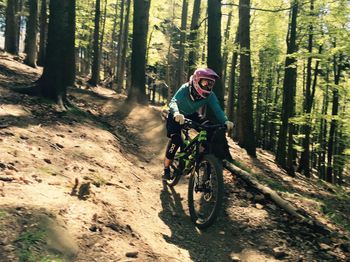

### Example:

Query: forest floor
xmin=0 ymin=51 xmax=349 ymax=262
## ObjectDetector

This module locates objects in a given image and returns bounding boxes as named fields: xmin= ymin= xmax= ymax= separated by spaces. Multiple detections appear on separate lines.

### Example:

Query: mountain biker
xmin=163 ymin=68 xmax=234 ymax=181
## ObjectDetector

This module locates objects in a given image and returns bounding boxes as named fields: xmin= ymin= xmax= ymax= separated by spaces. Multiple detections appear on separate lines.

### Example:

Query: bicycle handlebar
xmin=183 ymin=118 xmax=227 ymax=131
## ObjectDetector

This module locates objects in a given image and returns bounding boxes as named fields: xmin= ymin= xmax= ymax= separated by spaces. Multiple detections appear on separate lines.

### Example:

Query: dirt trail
xmin=0 ymin=52 xmax=349 ymax=262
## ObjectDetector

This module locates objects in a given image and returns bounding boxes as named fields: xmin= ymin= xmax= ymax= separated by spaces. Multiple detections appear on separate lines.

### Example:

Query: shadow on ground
xmin=0 ymin=205 xmax=78 ymax=262
xmin=158 ymin=181 xmax=244 ymax=262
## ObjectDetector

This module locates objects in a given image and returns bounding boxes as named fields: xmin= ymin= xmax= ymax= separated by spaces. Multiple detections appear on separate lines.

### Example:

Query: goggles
xmin=199 ymin=78 xmax=215 ymax=91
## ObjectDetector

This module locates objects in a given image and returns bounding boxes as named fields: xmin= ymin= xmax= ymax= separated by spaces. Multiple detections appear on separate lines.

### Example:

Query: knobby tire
xmin=188 ymin=154 xmax=224 ymax=229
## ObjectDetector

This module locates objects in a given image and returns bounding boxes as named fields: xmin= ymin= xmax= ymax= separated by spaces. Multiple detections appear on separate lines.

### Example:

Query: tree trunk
xmin=37 ymin=0 xmax=48 ymax=66
xmin=326 ymin=52 xmax=343 ymax=183
xmin=5 ymin=0 xmax=19 ymax=55
xmin=89 ymin=0 xmax=101 ymax=86
xmin=237 ymin=0 xmax=256 ymax=157
xmin=206 ymin=0 xmax=231 ymax=160
xmin=298 ymin=0 xmax=315 ymax=177
xmin=117 ymin=0 xmax=131 ymax=91
xmin=276 ymin=1 xmax=298 ymax=173
xmin=222 ymin=11 xmax=232 ymax=86
xmin=268 ymin=66 xmax=281 ymax=151
xmin=227 ymin=29 xmax=239 ymax=138
xmin=176 ymin=0 xmax=188 ymax=88
xmin=201 ymin=15 xmax=207 ymax=65
xmin=99 ymin=0 xmax=108 ymax=80
xmin=38 ymin=0 xmax=76 ymax=107
xmin=128 ymin=0 xmax=151 ymax=103
xmin=24 ymin=0 xmax=39 ymax=68
xmin=115 ymin=0 xmax=125 ymax=90
xmin=110 ymin=0 xmax=119 ymax=79
xmin=262 ymin=68 xmax=274 ymax=149
xmin=187 ymin=0 xmax=201 ymax=76
xmin=255 ymin=52 xmax=265 ymax=147
xmin=318 ymin=69 xmax=329 ymax=180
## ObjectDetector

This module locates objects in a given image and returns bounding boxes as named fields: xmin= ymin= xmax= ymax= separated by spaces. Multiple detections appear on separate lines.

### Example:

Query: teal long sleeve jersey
xmin=169 ymin=83 xmax=228 ymax=124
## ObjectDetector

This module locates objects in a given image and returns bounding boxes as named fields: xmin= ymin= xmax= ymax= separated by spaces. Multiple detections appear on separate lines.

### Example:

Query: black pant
xmin=165 ymin=112 xmax=211 ymax=159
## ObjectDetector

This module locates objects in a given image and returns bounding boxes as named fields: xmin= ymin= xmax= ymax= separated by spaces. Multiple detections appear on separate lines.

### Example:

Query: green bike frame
xmin=175 ymin=129 xmax=208 ymax=174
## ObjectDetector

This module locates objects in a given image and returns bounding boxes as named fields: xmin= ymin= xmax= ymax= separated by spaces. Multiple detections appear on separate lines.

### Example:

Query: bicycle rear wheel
xmin=188 ymin=154 xmax=224 ymax=229
xmin=165 ymin=157 xmax=183 ymax=187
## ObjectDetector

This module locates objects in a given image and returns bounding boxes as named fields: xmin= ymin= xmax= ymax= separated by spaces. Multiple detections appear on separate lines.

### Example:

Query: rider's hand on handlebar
xmin=225 ymin=121 xmax=234 ymax=132
xmin=174 ymin=112 xmax=185 ymax=125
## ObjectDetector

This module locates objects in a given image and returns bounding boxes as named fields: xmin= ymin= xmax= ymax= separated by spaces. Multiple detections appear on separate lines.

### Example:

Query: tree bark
xmin=206 ymin=0 xmax=231 ymax=160
xmin=128 ymin=0 xmax=151 ymax=103
xmin=237 ymin=0 xmax=256 ymax=157
xmin=99 ymin=0 xmax=108 ymax=80
xmin=37 ymin=0 xmax=47 ymax=66
xmin=326 ymin=52 xmax=343 ymax=183
xmin=24 ymin=0 xmax=39 ymax=68
xmin=117 ymin=0 xmax=131 ymax=91
xmin=268 ymin=66 xmax=281 ymax=151
xmin=38 ymin=0 xmax=76 ymax=106
xmin=222 ymin=11 xmax=232 ymax=86
xmin=89 ymin=0 xmax=101 ymax=86
xmin=5 ymin=0 xmax=20 ymax=55
xmin=318 ymin=69 xmax=329 ymax=180
xmin=276 ymin=1 xmax=298 ymax=174
xmin=298 ymin=0 xmax=315 ymax=178
xmin=187 ymin=0 xmax=201 ymax=77
xmin=115 ymin=0 xmax=125 ymax=90
xmin=227 ymin=29 xmax=239 ymax=138
xmin=176 ymin=0 xmax=188 ymax=88
xmin=110 ymin=0 xmax=120 ymax=79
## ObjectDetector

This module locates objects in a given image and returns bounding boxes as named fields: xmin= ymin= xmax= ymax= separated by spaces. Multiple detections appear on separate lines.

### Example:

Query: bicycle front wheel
xmin=188 ymin=154 xmax=224 ymax=229
xmin=165 ymin=157 xmax=183 ymax=187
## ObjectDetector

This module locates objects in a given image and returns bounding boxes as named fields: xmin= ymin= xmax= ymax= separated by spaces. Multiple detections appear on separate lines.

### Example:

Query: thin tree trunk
xmin=318 ymin=69 xmax=329 ymax=180
xmin=227 ymin=29 xmax=239 ymax=138
xmin=298 ymin=0 xmax=315 ymax=177
xmin=263 ymin=68 xmax=273 ymax=149
xmin=206 ymin=0 xmax=231 ymax=160
xmin=24 ymin=0 xmax=38 ymax=68
xmin=37 ymin=0 xmax=47 ymax=66
xmin=145 ymin=25 xmax=154 ymax=65
xmin=237 ymin=0 xmax=256 ymax=157
xmin=115 ymin=0 xmax=125 ymax=90
xmin=269 ymin=66 xmax=281 ymax=151
xmin=99 ymin=0 xmax=108 ymax=80
xmin=201 ymin=16 xmax=207 ymax=65
xmin=187 ymin=0 xmax=201 ymax=76
xmin=110 ymin=0 xmax=120 ymax=79
xmin=5 ymin=0 xmax=20 ymax=55
xmin=222 ymin=11 xmax=232 ymax=86
xmin=89 ymin=0 xmax=101 ymax=86
xmin=176 ymin=0 xmax=188 ymax=88
xmin=276 ymin=1 xmax=298 ymax=175
xmin=117 ymin=0 xmax=131 ymax=91
xmin=326 ymin=52 xmax=343 ymax=183
xmin=207 ymin=0 xmax=223 ymax=106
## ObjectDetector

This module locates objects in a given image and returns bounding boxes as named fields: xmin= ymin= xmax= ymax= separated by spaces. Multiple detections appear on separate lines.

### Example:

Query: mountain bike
xmin=164 ymin=118 xmax=226 ymax=229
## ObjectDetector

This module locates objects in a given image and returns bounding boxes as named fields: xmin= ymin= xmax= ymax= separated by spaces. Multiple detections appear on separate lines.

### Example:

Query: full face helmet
xmin=189 ymin=68 xmax=219 ymax=101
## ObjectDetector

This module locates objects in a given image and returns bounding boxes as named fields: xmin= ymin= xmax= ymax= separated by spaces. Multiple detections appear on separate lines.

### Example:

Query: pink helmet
xmin=189 ymin=68 xmax=219 ymax=100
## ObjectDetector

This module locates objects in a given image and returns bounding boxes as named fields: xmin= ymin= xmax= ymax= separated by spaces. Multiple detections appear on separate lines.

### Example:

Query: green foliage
xmin=15 ymin=229 xmax=47 ymax=262
xmin=229 ymin=159 xmax=253 ymax=174
xmin=72 ymin=0 xmax=350 ymax=178
xmin=320 ymin=187 xmax=350 ymax=232
xmin=0 ymin=210 xmax=7 ymax=219
xmin=253 ymin=173 xmax=293 ymax=193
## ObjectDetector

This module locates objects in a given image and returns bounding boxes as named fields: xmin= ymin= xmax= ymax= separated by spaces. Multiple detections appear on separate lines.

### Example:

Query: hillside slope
xmin=0 ymin=52 xmax=349 ymax=262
